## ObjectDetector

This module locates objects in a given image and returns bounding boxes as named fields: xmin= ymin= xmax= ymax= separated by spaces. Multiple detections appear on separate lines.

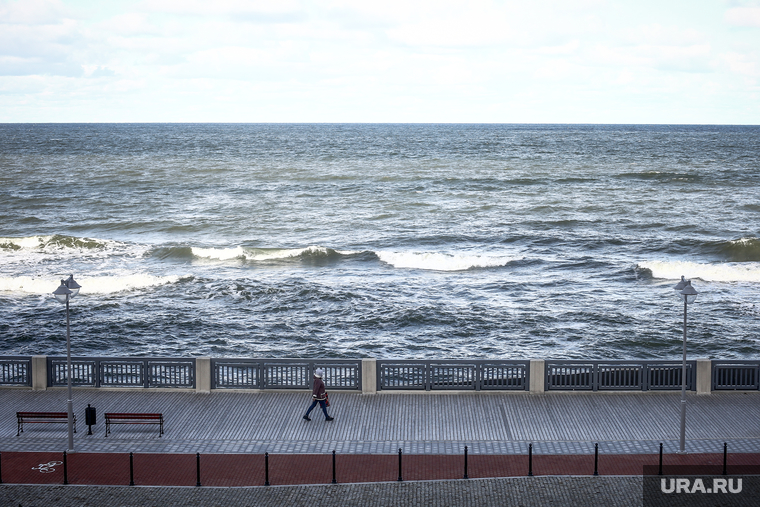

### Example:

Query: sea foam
xmin=639 ymin=260 xmax=760 ymax=283
xmin=0 ymin=274 xmax=182 ymax=295
xmin=377 ymin=251 xmax=518 ymax=271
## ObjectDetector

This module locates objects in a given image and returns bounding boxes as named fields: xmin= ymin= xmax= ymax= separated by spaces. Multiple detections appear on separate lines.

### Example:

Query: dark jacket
xmin=312 ymin=376 xmax=326 ymax=400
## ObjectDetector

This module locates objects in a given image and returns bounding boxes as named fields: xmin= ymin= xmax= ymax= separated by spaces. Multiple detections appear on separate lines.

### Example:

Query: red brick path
xmin=3 ymin=452 xmax=760 ymax=486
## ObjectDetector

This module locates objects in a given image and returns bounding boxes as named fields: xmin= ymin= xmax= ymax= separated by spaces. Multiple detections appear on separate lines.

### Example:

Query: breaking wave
xmin=190 ymin=245 xmax=360 ymax=261
xmin=637 ymin=260 xmax=760 ymax=283
xmin=377 ymin=251 xmax=519 ymax=271
xmin=0 ymin=274 xmax=184 ymax=295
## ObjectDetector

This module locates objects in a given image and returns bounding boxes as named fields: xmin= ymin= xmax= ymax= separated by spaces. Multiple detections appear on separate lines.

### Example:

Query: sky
xmin=0 ymin=0 xmax=758 ymax=123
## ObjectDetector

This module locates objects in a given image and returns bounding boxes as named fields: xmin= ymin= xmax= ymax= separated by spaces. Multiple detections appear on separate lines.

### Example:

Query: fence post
xmin=196 ymin=452 xmax=201 ymax=487
xmin=130 ymin=452 xmax=134 ymax=486
xmin=594 ymin=443 xmax=599 ymax=476
xmin=464 ymin=445 xmax=469 ymax=479
xmin=696 ymin=358 xmax=711 ymax=395
xmin=265 ymin=452 xmax=270 ymax=486
xmin=659 ymin=443 xmax=663 ymax=476
xmin=63 ymin=451 xmax=68 ymax=485
xmin=32 ymin=355 xmax=47 ymax=390
xmin=332 ymin=450 xmax=337 ymax=484
xmin=398 ymin=448 xmax=403 ymax=481
xmin=362 ymin=358 xmax=377 ymax=394
xmin=530 ymin=360 xmax=545 ymax=393
xmin=196 ymin=357 xmax=211 ymax=393
xmin=723 ymin=443 xmax=727 ymax=476
xmin=528 ymin=443 xmax=533 ymax=476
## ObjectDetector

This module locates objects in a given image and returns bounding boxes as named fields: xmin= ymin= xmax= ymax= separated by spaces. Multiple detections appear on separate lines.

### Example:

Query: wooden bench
xmin=17 ymin=412 xmax=76 ymax=436
xmin=105 ymin=412 xmax=164 ymax=437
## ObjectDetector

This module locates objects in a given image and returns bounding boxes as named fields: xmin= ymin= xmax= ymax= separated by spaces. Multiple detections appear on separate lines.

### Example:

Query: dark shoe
xmin=326 ymin=416 xmax=334 ymax=421
xmin=303 ymin=415 xmax=311 ymax=421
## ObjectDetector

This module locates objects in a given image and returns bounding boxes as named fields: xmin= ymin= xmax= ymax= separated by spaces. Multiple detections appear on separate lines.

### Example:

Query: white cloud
xmin=0 ymin=0 xmax=72 ymax=25
xmin=724 ymin=7 xmax=760 ymax=27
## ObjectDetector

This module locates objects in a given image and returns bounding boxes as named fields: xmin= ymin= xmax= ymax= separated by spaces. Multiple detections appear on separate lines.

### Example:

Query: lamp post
xmin=53 ymin=274 xmax=81 ymax=453
xmin=673 ymin=275 xmax=698 ymax=454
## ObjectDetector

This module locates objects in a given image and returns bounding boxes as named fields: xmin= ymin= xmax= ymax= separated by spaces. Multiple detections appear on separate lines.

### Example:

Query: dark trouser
xmin=306 ymin=399 xmax=329 ymax=419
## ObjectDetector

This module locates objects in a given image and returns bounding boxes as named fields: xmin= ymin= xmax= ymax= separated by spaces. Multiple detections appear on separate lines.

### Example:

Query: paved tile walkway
xmin=2 ymin=388 xmax=759 ymax=455
xmin=0 ymin=478 xmax=646 ymax=507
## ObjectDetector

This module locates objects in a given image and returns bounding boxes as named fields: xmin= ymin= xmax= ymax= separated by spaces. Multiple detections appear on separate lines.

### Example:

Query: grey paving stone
xmin=0 ymin=477 xmax=645 ymax=507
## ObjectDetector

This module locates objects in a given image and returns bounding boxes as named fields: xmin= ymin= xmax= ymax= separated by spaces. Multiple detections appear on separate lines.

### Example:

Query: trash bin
xmin=85 ymin=404 xmax=96 ymax=434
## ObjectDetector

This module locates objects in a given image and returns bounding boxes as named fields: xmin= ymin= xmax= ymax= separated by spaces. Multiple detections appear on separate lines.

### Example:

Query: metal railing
xmin=48 ymin=357 xmax=195 ymax=388
xmin=1 ymin=355 xmax=758 ymax=392
xmin=713 ymin=362 xmax=760 ymax=390
xmin=0 ymin=356 xmax=31 ymax=386
xmin=546 ymin=361 xmax=695 ymax=391
xmin=377 ymin=360 xmax=529 ymax=391
xmin=212 ymin=358 xmax=362 ymax=390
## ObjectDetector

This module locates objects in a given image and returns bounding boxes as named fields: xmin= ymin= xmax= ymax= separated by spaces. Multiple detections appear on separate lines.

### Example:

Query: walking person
xmin=303 ymin=369 xmax=334 ymax=421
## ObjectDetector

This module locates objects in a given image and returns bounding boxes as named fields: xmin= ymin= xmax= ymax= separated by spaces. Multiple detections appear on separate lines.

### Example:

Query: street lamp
xmin=53 ymin=274 xmax=81 ymax=453
xmin=673 ymin=275 xmax=698 ymax=454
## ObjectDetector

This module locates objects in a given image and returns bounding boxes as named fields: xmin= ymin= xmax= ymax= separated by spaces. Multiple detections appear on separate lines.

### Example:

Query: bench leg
xmin=17 ymin=421 xmax=22 ymax=436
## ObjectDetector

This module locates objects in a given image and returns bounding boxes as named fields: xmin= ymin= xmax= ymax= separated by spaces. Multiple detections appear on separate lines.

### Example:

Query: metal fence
xmin=377 ymin=361 xmax=529 ymax=391
xmin=48 ymin=357 xmax=195 ymax=388
xmin=545 ymin=361 xmax=696 ymax=391
xmin=0 ymin=356 xmax=31 ymax=386
xmin=212 ymin=359 xmax=362 ymax=390
xmin=713 ymin=362 xmax=760 ymax=390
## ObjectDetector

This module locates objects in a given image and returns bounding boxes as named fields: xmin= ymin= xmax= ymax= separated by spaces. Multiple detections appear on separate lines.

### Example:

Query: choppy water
xmin=1 ymin=124 xmax=759 ymax=359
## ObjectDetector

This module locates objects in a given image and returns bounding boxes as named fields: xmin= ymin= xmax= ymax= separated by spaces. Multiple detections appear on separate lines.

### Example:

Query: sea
xmin=1 ymin=124 xmax=758 ymax=360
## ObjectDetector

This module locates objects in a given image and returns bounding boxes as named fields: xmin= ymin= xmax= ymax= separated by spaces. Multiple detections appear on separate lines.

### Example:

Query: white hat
xmin=314 ymin=369 xmax=324 ymax=378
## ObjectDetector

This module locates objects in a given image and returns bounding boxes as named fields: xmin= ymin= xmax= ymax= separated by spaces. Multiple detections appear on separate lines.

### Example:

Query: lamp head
xmin=679 ymin=280 xmax=698 ymax=304
xmin=53 ymin=279 xmax=72 ymax=304
xmin=65 ymin=274 xmax=81 ymax=298
xmin=673 ymin=275 xmax=689 ymax=291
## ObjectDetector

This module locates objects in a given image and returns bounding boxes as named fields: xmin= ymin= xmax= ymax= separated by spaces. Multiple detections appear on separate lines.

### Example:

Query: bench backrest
xmin=17 ymin=412 xmax=69 ymax=418
xmin=105 ymin=413 xmax=162 ymax=419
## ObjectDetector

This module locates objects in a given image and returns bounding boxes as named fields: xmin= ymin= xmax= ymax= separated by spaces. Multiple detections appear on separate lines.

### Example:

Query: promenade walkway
xmin=2 ymin=388 xmax=759 ymax=505
xmin=2 ymin=388 xmax=759 ymax=455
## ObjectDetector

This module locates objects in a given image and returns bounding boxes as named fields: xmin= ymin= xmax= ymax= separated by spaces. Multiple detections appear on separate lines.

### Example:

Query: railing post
xmin=362 ymin=358 xmax=377 ymax=394
xmin=464 ymin=445 xmax=469 ymax=479
xmin=196 ymin=452 xmax=201 ymax=487
xmin=594 ymin=443 xmax=599 ymax=476
xmin=696 ymin=358 xmax=711 ymax=394
xmin=63 ymin=451 xmax=68 ymax=485
xmin=196 ymin=357 xmax=211 ymax=393
xmin=332 ymin=450 xmax=337 ymax=484
xmin=530 ymin=360 xmax=544 ymax=393
xmin=528 ymin=443 xmax=533 ymax=476
xmin=398 ymin=448 xmax=403 ymax=481
xmin=723 ymin=442 xmax=727 ymax=476
xmin=32 ymin=355 xmax=47 ymax=390
xmin=659 ymin=443 xmax=663 ymax=476
xmin=265 ymin=452 xmax=270 ymax=486
xmin=130 ymin=452 xmax=134 ymax=486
